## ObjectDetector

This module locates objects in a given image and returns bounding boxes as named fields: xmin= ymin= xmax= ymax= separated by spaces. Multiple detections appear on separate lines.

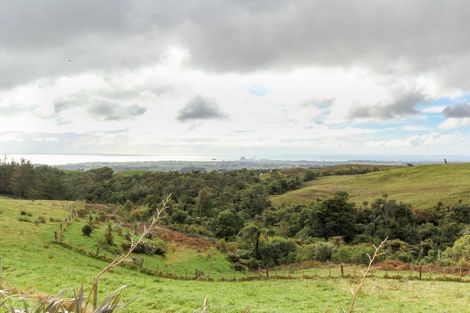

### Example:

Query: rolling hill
xmin=2 ymin=197 xmax=470 ymax=311
xmin=271 ymin=163 xmax=470 ymax=209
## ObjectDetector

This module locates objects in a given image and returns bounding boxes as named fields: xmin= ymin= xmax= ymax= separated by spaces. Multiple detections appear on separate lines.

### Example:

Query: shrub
xmin=36 ymin=216 xmax=46 ymax=224
xmin=20 ymin=209 xmax=32 ymax=216
xmin=258 ymin=236 xmax=298 ymax=267
xmin=104 ymin=223 xmax=114 ymax=245
xmin=443 ymin=234 xmax=470 ymax=266
xmin=122 ymin=240 xmax=166 ymax=255
xmin=303 ymin=241 xmax=335 ymax=262
xmin=82 ymin=224 xmax=93 ymax=236
xmin=129 ymin=207 xmax=147 ymax=221
xmin=17 ymin=216 xmax=32 ymax=223
xmin=332 ymin=244 xmax=376 ymax=265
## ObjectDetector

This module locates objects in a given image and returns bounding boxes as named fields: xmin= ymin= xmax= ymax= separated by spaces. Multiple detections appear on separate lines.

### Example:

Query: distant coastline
xmin=2 ymin=153 xmax=470 ymax=172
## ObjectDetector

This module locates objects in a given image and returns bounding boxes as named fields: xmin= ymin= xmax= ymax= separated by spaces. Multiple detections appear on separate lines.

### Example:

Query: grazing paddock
xmin=271 ymin=163 xmax=470 ymax=210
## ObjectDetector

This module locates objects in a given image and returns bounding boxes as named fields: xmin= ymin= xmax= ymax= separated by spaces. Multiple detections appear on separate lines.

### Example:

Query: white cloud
xmin=440 ymin=118 xmax=470 ymax=129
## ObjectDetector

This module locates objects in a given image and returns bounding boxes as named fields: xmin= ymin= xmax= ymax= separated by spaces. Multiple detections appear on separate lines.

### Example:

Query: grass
xmin=271 ymin=163 xmax=470 ymax=209
xmin=2 ymin=196 xmax=470 ymax=312
xmin=61 ymin=221 xmax=241 ymax=278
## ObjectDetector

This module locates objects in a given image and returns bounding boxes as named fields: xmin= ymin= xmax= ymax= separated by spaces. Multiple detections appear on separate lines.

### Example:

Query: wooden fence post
xmin=340 ymin=264 xmax=344 ymax=277
xmin=419 ymin=266 xmax=422 ymax=279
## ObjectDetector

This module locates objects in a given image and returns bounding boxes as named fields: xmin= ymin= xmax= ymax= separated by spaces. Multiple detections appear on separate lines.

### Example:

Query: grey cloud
xmin=88 ymin=101 xmax=146 ymax=121
xmin=54 ymin=99 xmax=77 ymax=114
xmin=176 ymin=96 xmax=227 ymax=122
xmin=53 ymin=95 xmax=147 ymax=121
xmin=350 ymin=92 xmax=426 ymax=120
xmin=443 ymin=104 xmax=470 ymax=118
xmin=3 ymin=1 xmax=470 ymax=89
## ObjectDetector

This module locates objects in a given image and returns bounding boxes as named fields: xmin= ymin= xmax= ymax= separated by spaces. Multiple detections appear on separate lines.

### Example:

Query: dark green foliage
xmin=258 ymin=237 xmax=297 ymax=267
xmin=332 ymin=244 xmax=376 ymax=265
xmin=20 ymin=209 xmax=32 ymax=216
xmin=122 ymin=240 xmax=166 ymax=256
xmin=10 ymin=159 xmax=35 ymax=198
xmin=82 ymin=224 xmax=93 ymax=236
xmin=303 ymin=169 xmax=317 ymax=182
xmin=213 ymin=209 xmax=244 ymax=240
xmin=305 ymin=195 xmax=358 ymax=241
xmin=104 ymin=223 xmax=114 ymax=245
xmin=302 ymin=241 xmax=335 ymax=262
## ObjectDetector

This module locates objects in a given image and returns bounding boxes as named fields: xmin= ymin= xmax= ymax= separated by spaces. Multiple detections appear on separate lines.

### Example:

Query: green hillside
xmin=3 ymin=196 xmax=470 ymax=312
xmin=271 ymin=163 xmax=470 ymax=209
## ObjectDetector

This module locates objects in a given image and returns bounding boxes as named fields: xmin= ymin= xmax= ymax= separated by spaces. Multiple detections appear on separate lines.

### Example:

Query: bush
xmin=104 ymin=223 xmax=114 ymax=245
xmin=303 ymin=241 xmax=335 ymax=262
xmin=82 ymin=224 xmax=93 ymax=236
xmin=443 ymin=234 xmax=470 ymax=266
xmin=20 ymin=210 xmax=32 ymax=217
xmin=18 ymin=216 xmax=32 ymax=223
xmin=258 ymin=236 xmax=298 ymax=267
xmin=332 ymin=244 xmax=376 ymax=265
xmin=36 ymin=216 xmax=46 ymax=224
xmin=122 ymin=240 xmax=166 ymax=256
xmin=129 ymin=207 xmax=147 ymax=221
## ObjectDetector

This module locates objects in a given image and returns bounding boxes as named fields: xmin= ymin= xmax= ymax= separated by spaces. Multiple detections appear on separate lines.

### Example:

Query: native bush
xmin=82 ymin=224 xmax=93 ymax=236
xmin=332 ymin=244 xmax=376 ymax=265
xmin=302 ymin=241 xmax=335 ymax=262
xmin=20 ymin=209 xmax=32 ymax=216
xmin=18 ymin=216 xmax=32 ymax=223
xmin=122 ymin=240 xmax=166 ymax=256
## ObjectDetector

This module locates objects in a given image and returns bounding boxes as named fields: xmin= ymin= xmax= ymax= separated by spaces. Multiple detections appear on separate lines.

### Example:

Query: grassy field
xmin=2 ymin=196 xmax=470 ymax=312
xmin=61 ymin=220 xmax=241 ymax=279
xmin=271 ymin=163 xmax=470 ymax=210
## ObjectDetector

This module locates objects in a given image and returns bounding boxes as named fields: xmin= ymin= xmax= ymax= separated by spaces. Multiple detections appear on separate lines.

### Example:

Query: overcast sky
xmin=2 ymin=0 xmax=470 ymax=159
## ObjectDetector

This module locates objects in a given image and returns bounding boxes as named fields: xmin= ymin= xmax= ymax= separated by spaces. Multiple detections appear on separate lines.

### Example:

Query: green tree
xmin=308 ymin=195 xmax=358 ymax=241
xmin=10 ymin=159 xmax=35 ymax=198
xmin=213 ymin=209 xmax=244 ymax=240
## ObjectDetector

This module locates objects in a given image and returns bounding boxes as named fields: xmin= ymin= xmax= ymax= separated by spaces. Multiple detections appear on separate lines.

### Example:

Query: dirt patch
xmin=154 ymin=227 xmax=216 ymax=251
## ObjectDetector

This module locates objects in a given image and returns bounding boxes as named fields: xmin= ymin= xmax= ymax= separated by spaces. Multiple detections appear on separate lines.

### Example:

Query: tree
xmin=195 ymin=187 xmax=215 ymax=217
xmin=213 ymin=209 xmax=244 ymax=240
xmin=258 ymin=236 xmax=297 ymax=267
xmin=104 ymin=223 xmax=114 ymax=245
xmin=10 ymin=159 xmax=35 ymax=198
xmin=443 ymin=234 xmax=470 ymax=265
xmin=239 ymin=222 xmax=269 ymax=259
xmin=303 ymin=169 xmax=317 ymax=182
xmin=307 ymin=195 xmax=358 ymax=241
xmin=238 ymin=185 xmax=271 ymax=217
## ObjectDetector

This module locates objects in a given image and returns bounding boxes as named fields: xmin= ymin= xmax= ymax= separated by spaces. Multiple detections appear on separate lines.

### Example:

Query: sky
xmin=2 ymin=0 xmax=470 ymax=159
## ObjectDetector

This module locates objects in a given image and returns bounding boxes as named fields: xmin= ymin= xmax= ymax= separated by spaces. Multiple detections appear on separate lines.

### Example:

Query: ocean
xmin=2 ymin=153 xmax=470 ymax=166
